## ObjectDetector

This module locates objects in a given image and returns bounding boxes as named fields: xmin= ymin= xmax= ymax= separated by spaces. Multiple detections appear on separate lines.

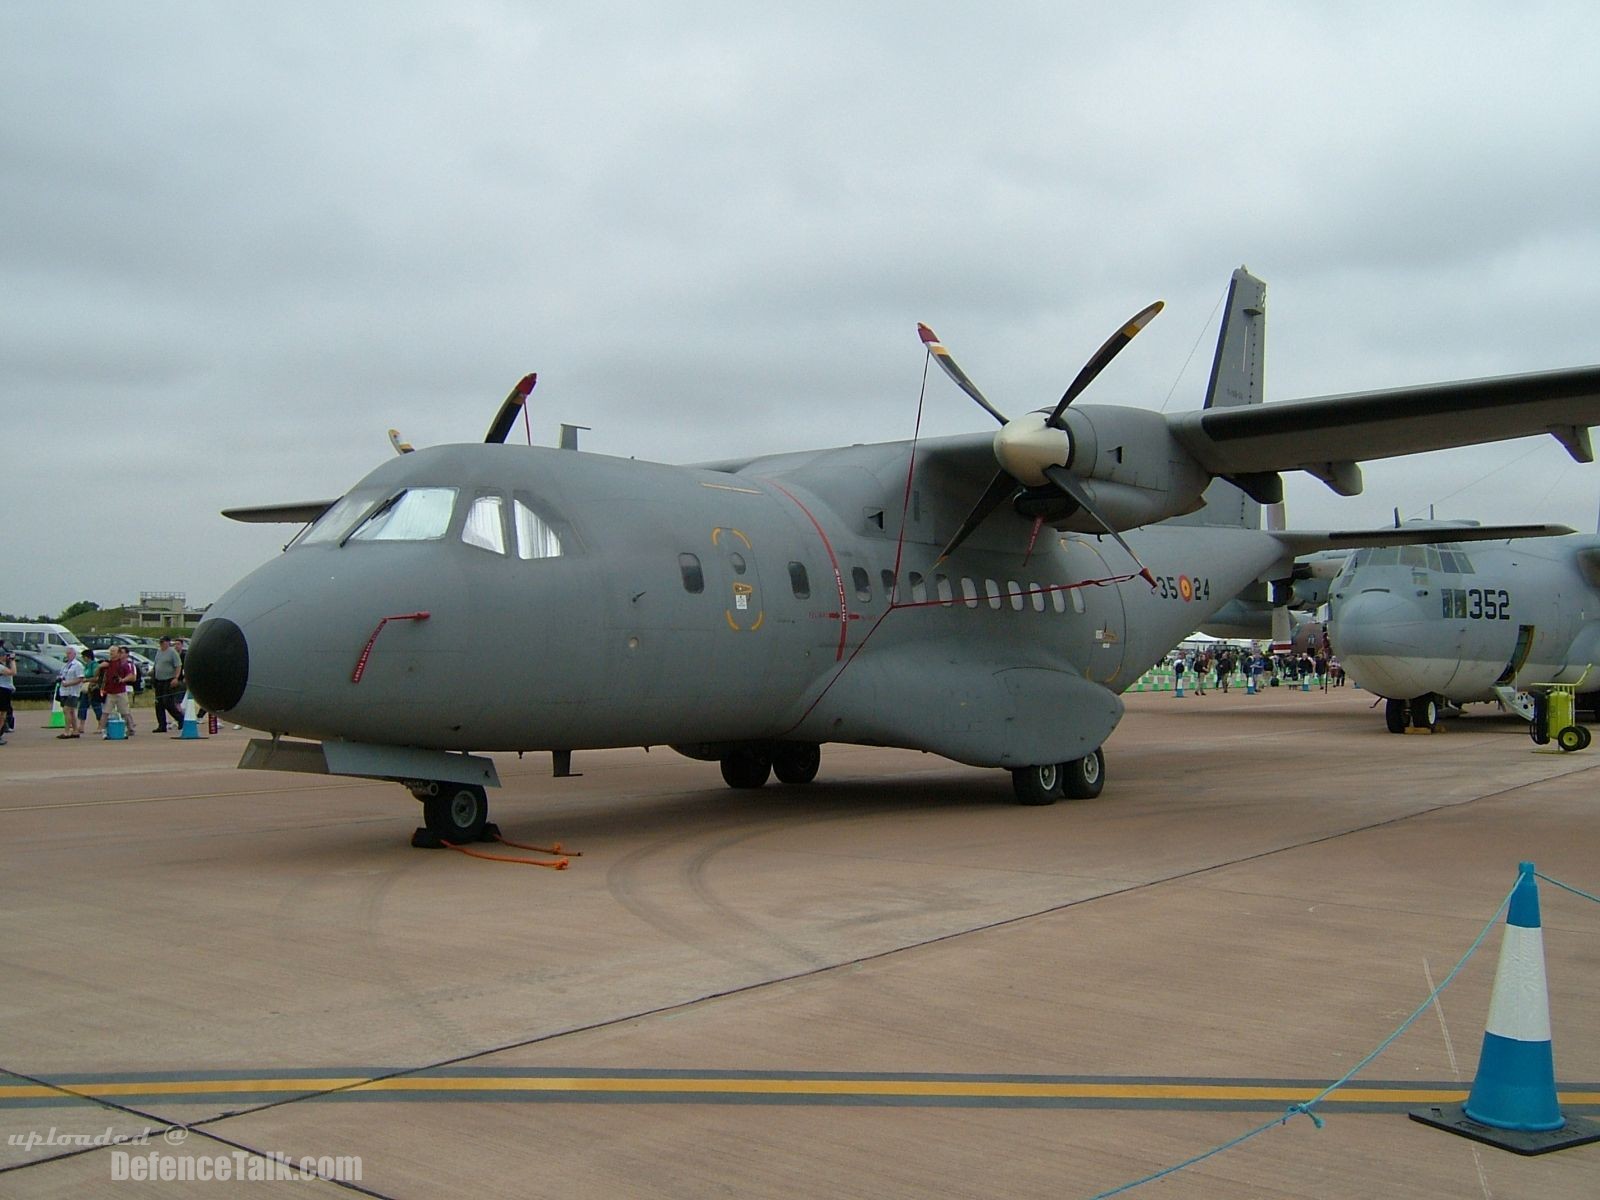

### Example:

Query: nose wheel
xmin=410 ymin=782 xmax=494 ymax=847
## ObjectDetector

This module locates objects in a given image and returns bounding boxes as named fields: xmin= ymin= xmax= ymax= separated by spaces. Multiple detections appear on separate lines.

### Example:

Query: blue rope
xmin=1536 ymin=870 xmax=1600 ymax=906
xmin=1083 ymin=874 xmax=1518 ymax=1200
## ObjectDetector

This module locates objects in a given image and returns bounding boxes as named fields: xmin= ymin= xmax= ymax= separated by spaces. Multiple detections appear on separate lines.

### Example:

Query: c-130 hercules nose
xmin=185 ymin=618 xmax=250 ymax=713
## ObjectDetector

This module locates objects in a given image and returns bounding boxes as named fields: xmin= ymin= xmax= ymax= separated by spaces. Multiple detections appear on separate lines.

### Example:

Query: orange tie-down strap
xmin=439 ymin=833 xmax=581 ymax=869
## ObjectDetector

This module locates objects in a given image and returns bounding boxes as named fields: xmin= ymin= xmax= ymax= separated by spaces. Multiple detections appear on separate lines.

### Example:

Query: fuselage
xmin=1328 ymin=534 xmax=1600 ymax=702
xmin=187 ymin=442 xmax=1294 ymax=769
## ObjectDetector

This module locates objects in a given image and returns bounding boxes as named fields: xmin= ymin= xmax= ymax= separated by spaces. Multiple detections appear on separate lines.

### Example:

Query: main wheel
xmin=1411 ymin=694 xmax=1438 ymax=729
xmin=1061 ymin=748 xmax=1105 ymax=800
xmin=424 ymin=784 xmax=489 ymax=843
xmin=772 ymin=743 xmax=821 ymax=785
xmin=1384 ymin=699 xmax=1408 ymax=734
xmin=720 ymin=750 xmax=772 ymax=789
xmin=1012 ymin=763 xmax=1062 ymax=806
xmin=1556 ymin=725 xmax=1588 ymax=753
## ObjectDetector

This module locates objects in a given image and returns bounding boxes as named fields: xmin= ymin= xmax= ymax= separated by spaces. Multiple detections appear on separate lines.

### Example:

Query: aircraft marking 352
xmin=184 ymin=268 xmax=1600 ymax=844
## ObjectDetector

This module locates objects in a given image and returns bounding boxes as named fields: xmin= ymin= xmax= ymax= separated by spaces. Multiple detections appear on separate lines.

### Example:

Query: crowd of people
xmin=1170 ymin=644 xmax=1345 ymax=694
xmin=0 ymin=635 xmax=194 ymax=744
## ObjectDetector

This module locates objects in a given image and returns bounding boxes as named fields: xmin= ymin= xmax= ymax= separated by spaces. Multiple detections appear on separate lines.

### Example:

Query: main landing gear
xmin=1011 ymin=748 xmax=1105 ymax=805
xmin=1385 ymin=694 xmax=1439 ymax=734
xmin=409 ymin=781 xmax=495 ymax=847
xmin=719 ymin=743 xmax=823 ymax=789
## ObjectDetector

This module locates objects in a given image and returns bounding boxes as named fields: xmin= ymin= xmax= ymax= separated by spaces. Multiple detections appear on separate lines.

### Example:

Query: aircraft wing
xmin=222 ymin=500 xmax=338 ymax=524
xmin=1270 ymin=523 xmax=1574 ymax=556
xmin=1169 ymin=366 xmax=1600 ymax=486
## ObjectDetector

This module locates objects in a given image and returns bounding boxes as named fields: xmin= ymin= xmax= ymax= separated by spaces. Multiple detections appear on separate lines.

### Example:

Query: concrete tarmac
xmin=1 ymin=686 xmax=1597 ymax=1197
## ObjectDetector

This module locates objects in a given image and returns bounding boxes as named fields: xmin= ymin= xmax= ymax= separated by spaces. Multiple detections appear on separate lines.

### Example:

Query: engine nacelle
xmin=994 ymin=405 xmax=1210 ymax=530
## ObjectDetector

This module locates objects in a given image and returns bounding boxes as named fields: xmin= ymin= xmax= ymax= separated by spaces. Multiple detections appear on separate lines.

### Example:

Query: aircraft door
xmin=712 ymin=527 xmax=765 ymax=634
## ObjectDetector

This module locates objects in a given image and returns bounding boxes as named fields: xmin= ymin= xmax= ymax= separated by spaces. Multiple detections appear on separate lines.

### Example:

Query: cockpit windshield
xmin=346 ymin=487 xmax=457 ymax=543
xmin=290 ymin=485 xmax=567 ymax=558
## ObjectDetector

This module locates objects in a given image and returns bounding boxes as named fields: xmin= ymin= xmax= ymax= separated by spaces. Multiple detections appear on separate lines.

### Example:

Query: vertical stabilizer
xmin=1204 ymin=267 xmax=1267 ymax=411
xmin=1168 ymin=267 xmax=1268 ymax=529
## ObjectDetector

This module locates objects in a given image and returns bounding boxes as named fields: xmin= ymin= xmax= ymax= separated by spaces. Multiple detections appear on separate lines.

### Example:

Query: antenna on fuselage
xmin=560 ymin=424 xmax=591 ymax=451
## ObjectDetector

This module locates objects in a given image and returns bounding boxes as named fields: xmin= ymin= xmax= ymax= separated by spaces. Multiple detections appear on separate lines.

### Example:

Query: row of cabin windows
xmin=676 ymin=553 xmax=1085 ymax=614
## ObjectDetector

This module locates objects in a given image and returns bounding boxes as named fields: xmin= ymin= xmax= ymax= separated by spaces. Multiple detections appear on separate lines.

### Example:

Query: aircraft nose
xmin=1330 ymin=591 xmax=1416 ymax=659
xmin=186 ymin=618 xmax=250 ymax=712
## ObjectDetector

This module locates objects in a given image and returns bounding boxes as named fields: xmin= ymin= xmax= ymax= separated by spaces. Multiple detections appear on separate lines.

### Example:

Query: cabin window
xmin=513 ymin=499 xmax=563 ymax=559
xmin=679 ymin=553 xmax=705 ymax=594
xmin=788 ymin=561 xmax=810 ymax=598
xmin=936 ymin=574 xmax=954 ymax=606
xmin=881 ymin=569 xmax=897 ymax=598
xmin=1029 ymin=582 xmax=1046 ymax=613
xmin=1069 ymin=586 xmax=1084 ymax=614
xmin=462 ymin=495 xmax=506 ymax=554
xmin=852 ymin=566 xmax=871 ymax=602
xmin=1007 ymin=581 xmax=1026 ymax=612
xmin=910 ymin=572 xmax=927 ymax=604
xmin=984 ymin=579 xmax=1002 ymax=610
xmin=729 ymin=552 xmax=747 ymax=575
xmin=1399 ymin=545 xmax=1426 ymax=567
xmin=961 ymin=578 xmax=979 ymax=609
xmin=347 ymin=487 xmax=457 ymax=543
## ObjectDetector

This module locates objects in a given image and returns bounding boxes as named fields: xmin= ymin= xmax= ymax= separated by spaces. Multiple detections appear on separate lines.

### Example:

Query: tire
xmin=1384 ymin=699 xmax=1408 ymax=734
xmin=1061 ymin=749 xmax=1105 ymax=800
xmin=1411 ymin=694 xmax=1438 ymax=729
xmin=772 ymin=743 xmax=821 ymax=785
xmin=1577 ymin=726 xmax=1593 ymax=751
xmin=720 ymin=750 xmax=772 ymax=789
xmin=424 ymin=784 xmax=489 ymax=842
xmin=1556 ymin=725 xmax=1586 ymax=753
xmin=1012 ymin=763 xmax=1062 ymax=806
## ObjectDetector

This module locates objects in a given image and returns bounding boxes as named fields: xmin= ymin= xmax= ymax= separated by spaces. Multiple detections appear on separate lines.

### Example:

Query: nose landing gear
xmin=409 ymin=782 xmax=496 ymax=848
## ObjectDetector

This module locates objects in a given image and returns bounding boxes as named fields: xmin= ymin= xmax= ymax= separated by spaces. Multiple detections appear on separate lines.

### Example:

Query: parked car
xmin=6 ymin=650 xmax=66 ymax=701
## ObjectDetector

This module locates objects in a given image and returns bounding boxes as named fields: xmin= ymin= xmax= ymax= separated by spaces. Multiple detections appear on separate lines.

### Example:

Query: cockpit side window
xmin=463 ymin=495 xmax=506 ymax=555
xmin=347 ymin=487 xmax=457 ymax=542
xmin=513 ymin=498 xmax=563 ymax=560
xmin=295 ymin=490 xmax=385 ymax=547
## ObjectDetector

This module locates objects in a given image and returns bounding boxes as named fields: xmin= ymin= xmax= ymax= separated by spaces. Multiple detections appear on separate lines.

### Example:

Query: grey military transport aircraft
xmin=1329 ymin=522 xmax=1600 ymax=740
xmin=184 ymin=269 xmax=1600 ymax=845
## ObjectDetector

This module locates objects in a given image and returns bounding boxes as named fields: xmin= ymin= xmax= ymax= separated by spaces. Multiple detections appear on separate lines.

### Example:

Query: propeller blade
xmin=1041 ymin=465 xmax=1156 ymax=588
xmin=1044 ymin=300 xmax=1164 ymax=428
xmin=917 ymin=323 xmax=1009 ymax=426
xmin=485 ymin=373 xmax=538 ymax=444
xmin=935 ymin=469 xmax=1019 ymax=563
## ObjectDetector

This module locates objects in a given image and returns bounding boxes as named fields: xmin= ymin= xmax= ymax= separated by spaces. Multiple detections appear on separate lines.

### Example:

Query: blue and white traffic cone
xmin=1410 ymin=862 xmax=1600 ymax=1153
xmin=179 ymin=695 xmax=200 ymax=739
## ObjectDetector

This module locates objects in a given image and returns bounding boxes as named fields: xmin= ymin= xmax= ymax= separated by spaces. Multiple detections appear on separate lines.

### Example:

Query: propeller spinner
xmin=919 ymin=302 xmax=1163 ymax=585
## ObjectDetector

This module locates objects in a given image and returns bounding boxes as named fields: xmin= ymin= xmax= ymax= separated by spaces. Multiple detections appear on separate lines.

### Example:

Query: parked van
xmin=0 ymin=622 xmax=88 ymax=657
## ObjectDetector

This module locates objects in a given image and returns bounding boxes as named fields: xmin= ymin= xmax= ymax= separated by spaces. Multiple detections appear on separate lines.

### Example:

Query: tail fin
xmin=1169 ymin=266 xmax=1268 ymax=529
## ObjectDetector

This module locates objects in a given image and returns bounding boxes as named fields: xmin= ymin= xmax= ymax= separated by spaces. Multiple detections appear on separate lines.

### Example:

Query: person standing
xmin=78 ymin=649 xmax=106 ymax=733
xmin=0 ymin=646 xmax=15 ymax=746
xmin=100 ymin=646 xmax=137 ymax=737
xmin=56 ymin=646 xmax=85 ymax=738
xmin=151 ymin=636 xmax=184 ymax=733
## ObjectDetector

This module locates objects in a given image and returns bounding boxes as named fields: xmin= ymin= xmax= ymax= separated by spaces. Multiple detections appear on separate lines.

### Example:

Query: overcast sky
xmin=6 ymin=2 xmax=1600 ymax=618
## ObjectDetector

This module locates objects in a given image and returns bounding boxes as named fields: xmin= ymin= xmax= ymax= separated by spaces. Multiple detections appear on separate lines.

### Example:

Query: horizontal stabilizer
xmin=221 ymin=500 xmax=338 ymax=525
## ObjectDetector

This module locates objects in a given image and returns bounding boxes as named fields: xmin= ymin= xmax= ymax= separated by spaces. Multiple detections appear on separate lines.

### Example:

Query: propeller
xmin=485 ymin=373 xmax=538 ymax=444
xmin=919 ymin=303 xmax=1163 ymax=585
